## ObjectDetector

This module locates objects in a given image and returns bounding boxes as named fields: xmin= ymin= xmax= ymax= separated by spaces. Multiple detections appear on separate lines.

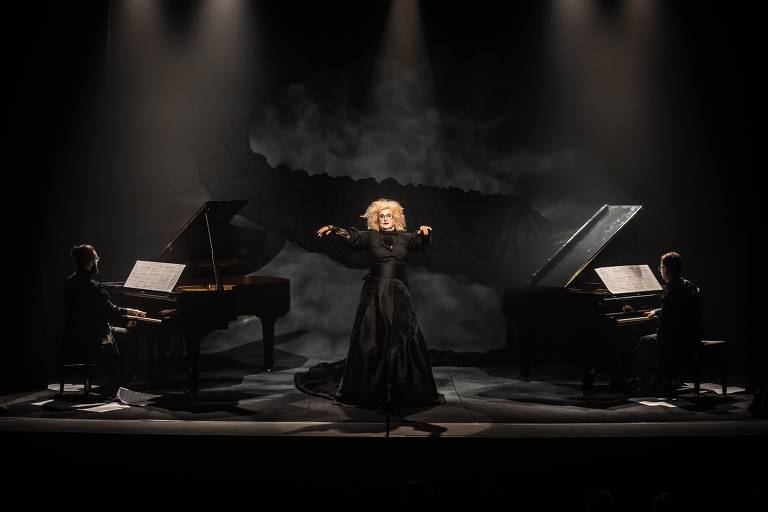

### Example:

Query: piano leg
xmin=152 ymin=331 xmax=169 ymax=386
xmin=260 ymin=316 xmax=276 ymax=371
xmin=519 ymin=320 xmax=534 ymax=382
xmin=185 ymin=332 xmax=202 ymax=394
xmin=505 ymin=315 xmax=532 ymax=381
xmin=578 ymin=325 xmax=603 ymax=395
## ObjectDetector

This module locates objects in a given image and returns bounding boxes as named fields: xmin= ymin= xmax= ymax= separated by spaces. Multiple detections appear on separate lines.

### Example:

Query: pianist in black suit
xmin=62 ymin=244 xmax=146 ymax=391
xmin=634 ymin=251 xmax=701 ymax=393
xmin=297 ymin=198 xmax=444 ymax=408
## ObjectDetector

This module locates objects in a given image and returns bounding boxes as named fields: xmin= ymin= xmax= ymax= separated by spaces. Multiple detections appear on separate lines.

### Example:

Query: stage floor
xmin=1 ymin=362 xmax=764 ymax=438
xmin=3 ymin=359 xmax=766 ymax=508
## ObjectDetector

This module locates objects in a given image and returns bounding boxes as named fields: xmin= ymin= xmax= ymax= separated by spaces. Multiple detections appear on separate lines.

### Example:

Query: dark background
xmin=6 ymin=1 xmax=757 ymax=391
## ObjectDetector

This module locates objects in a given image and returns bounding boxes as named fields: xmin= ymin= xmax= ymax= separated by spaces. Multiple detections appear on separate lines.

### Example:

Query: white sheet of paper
xmin=77 ymin=403 xmax=131 ymax=413
xmin=682 ymin=382 xmax=745 ymax=395
xmin=636 ymin=400 xmax=677 ymax=408
xmin=49 ymin=383 xmax=84 ymax=392
xmin=116 ymin=386 xmax=160 ymax=406
xmin=124 ymin=260 xmax=186 ymax=293
xmin=594 ymin=265 xmax=663 ymax=295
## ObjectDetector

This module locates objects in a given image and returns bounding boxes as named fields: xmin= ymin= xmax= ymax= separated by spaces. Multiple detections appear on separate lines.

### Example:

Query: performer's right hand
xmin=317 ymin=225 xmax=333 ymax=237
xmin=644 ymin=309 xmax=659 ymax=319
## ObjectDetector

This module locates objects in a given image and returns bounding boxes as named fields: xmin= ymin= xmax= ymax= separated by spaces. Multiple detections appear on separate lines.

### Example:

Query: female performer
xmin=297 ymin=198 xmax=444 ymax=408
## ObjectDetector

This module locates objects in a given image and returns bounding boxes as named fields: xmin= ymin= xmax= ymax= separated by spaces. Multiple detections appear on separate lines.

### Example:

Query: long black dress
xmin=295 ymin=227 xmax=444 ymax=408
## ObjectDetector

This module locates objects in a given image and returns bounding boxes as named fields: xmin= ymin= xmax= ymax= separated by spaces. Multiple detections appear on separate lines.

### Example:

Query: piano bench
xmin=59 ymin=362 xmax=98 ymax=395
xmin=693 ymin=340 xmax=728 ymax=397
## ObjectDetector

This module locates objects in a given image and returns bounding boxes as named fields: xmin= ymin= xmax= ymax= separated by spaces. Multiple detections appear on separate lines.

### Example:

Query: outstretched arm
xmin=317 ymin=225 xmax=369 ymax=250
xmin=407 ymin=225 xmax=432 ymax=252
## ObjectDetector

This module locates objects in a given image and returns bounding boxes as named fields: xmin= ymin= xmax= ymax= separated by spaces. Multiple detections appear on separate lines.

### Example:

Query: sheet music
xmin=594 ymin=265 xmax=663 ymax=295
xmin=124 ymin=260 xmax=185 ymax=293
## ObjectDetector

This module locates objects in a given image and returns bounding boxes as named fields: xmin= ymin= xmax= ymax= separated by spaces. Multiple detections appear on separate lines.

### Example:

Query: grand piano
xmin=104 ymin=200 xmax=290 ymax=393
xmin=502 ymin=205 xmax=662 ymax=392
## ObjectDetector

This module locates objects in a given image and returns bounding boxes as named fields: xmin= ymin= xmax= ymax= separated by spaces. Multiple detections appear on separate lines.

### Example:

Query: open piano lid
xmin=531 ymin=205 xmax=643 ymax=288
xmin=158 ymin=200 xmax=268 ymax=280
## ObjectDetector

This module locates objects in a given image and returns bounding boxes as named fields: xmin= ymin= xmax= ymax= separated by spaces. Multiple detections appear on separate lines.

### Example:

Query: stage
xmin=9 ymin=1 xmax=763 ymax=508
xmin=2 ymin=348 xmax=765 ymax=507
xmin=0 ymin=363 xmax=759 ymax=433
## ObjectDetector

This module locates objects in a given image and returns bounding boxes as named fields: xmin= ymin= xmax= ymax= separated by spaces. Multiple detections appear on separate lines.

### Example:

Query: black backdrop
xmin=5 ymin=1 xmax=758 ymax=392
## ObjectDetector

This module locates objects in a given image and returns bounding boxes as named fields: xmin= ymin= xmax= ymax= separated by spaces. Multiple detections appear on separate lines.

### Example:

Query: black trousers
xmin=634 ymin=333 xmax=691 ymax=390
xmin=63 ymin=326 xmax=134 ymax=391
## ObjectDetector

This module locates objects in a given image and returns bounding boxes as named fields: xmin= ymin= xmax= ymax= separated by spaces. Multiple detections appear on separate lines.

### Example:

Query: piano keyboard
xmin=615 ymin=316 xmax=653 ymax=326
xmin=125 ymin=315 xmax=162 ymax=325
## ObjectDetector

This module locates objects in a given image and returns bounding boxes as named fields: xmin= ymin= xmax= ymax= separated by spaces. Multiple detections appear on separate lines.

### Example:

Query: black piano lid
xmin=531 ymin=205 xmax=643 ymax=288
xmin=158 ymin=200 xmax=266 ymax=279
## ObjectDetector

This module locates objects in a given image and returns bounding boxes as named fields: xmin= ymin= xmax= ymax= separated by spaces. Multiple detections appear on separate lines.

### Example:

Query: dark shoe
xmin=583 ymin=370 xmax=595 ymax=396
xmin=622 ymin=377 xmax=642 ymax=395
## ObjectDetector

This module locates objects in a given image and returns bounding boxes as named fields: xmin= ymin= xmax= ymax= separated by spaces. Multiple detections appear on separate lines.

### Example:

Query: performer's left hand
xmin=418 ymin=225 xmax=432 ymax=235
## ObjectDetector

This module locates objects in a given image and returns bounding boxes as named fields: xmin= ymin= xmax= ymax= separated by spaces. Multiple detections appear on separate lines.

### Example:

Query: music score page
xmin=594 ymin=265 xmax=663 ymax=295
xmin=124 ymin=260 xmax=186 ymax=293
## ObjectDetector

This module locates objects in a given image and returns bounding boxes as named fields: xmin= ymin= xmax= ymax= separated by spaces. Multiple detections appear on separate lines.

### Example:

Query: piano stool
xmin=58 ymin=333 xmax=122 ymax=396
xmin=59 ymin=361 xmax=97 ymax=395
xmin=693 ymin=340 xmax=728 ymax=397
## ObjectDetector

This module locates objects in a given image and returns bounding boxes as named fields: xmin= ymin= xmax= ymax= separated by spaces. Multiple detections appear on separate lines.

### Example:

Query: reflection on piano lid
xmin=532 ymin=204 xmax=644 ymax=291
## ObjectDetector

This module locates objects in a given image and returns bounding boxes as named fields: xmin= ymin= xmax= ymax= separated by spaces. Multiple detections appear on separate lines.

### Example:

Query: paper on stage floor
xmin=124 ymin=260 xmax=185 ymax=293
xmin=77 ymin=402 xmax=131 ymax=413
xmin=594 ymin=264 xmax=663 ymax=295
xmin=116 ymin=387 xmax=161 ymax=406
xmin=633 ymin=400 xmax=677 ymax=408
xmin=32 ymin=399 xmax=130 ymax=412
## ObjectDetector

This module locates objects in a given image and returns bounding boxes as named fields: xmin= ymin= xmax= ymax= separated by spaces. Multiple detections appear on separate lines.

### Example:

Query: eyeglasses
xmin=378 ymin=213 xmax=393 ymax=220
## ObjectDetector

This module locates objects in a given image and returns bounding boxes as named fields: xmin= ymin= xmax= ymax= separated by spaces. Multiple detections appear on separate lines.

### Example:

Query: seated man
xmin=62 ymin=244 xmax=146 ymax=394
xmin=635 ymin=251 xmax=701 ymax=394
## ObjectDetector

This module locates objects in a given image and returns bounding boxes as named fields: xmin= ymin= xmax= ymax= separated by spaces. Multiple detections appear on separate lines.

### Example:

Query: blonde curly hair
xmin=361 ymin=198 xmax=406 ymax=231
